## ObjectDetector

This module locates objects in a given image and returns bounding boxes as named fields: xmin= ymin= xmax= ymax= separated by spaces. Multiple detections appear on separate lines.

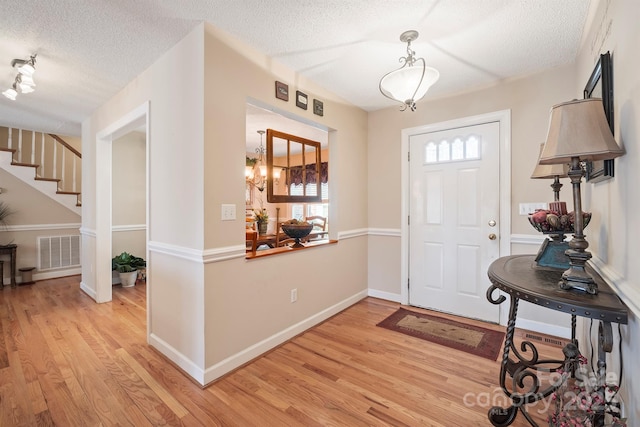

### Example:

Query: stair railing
xmin=5 ymin=128 xmax=81 ymax=201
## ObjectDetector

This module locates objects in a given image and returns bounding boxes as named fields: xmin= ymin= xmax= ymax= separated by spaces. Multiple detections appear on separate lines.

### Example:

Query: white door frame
xmin=400 ymin=109 xmax=511 ymax=324
xmin=95 ymin=102 xmax=150 ymax=334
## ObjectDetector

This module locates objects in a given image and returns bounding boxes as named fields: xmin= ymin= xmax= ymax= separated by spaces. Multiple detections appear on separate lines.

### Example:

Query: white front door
xmin=409 ymin=121 xmax=500 ymax=323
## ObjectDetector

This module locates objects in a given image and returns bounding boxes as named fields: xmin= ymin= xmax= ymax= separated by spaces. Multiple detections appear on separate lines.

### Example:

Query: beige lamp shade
xmin=539 ymin=98 xmax=624 ymax=164
xmin=531 ymin=143 xmax=568 ymax=178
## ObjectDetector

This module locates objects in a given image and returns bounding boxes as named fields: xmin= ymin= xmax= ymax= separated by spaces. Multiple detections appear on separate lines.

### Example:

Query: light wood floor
xmin=0 ymin=276 xmax=563 ymax=426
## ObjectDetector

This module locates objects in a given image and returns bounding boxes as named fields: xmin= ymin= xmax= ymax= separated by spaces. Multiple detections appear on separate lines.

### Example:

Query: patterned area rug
xmin=376 ymin=308 xmax=505 ymax=360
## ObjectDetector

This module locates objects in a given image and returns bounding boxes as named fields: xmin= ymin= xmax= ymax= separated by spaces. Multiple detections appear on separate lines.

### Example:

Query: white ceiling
xmin=0 ymin=1 xmax=593 ymax=138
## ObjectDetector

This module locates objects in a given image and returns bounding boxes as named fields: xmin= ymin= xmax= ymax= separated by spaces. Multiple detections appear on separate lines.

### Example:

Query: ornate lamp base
xmin=535 ymin=236 xmax=570 ymax=269
xmin=559 ymin=249 xmax=598 ymax=294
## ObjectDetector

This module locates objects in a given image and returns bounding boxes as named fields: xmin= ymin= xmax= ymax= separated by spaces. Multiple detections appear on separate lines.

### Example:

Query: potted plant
xmin=111 ymin=252 xmax=146 ymax=287
xmin=254 ymin=209 xmax=269 ymax=235
xmin=0 ymin=201 xmax=14 ymax=246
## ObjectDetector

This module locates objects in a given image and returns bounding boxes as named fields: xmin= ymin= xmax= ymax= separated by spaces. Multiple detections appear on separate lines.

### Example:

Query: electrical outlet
xmin=290 ymin=288 xmax=297 ymax=303
xmin=221 ymin=204 xmax=236 ymax=221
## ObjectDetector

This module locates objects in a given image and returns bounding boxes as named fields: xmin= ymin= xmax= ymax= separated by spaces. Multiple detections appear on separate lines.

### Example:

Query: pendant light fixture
xmin=379 ymin=30 xmax=439 ymax=111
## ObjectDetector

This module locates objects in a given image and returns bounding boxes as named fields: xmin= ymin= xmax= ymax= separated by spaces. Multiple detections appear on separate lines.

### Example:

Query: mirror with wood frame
xmin=266 ymin=129 xmax=322 ymax=203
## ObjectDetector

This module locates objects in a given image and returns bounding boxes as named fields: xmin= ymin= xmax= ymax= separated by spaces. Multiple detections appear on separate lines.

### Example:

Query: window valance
xmin=289 ymin=162 xmax=328 ymax=185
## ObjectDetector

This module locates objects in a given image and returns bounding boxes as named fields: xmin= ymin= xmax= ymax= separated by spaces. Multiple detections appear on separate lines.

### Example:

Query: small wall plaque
xmin=313 ymin=99 xmax=323 ymax=116
xmin=296 ymin=91 xmax=308 ymax=110
xmin=275 ymin=81 xmax=289 ymax=101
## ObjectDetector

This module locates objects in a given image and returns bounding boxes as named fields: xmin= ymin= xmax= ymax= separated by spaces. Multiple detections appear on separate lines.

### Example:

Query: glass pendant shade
xmin=379 ymin=30 xmax=439 ymax=111
xmin=15 ymin=62 xmax=35 ymax=77
xmin=2 ymin=87 xmax=17 ymax=100
xmin=379 ymin=64 xmax=439 ymax=105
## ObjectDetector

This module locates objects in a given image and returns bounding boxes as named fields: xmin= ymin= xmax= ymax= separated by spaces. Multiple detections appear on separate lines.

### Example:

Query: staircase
xmin=0 ymin=127 xmax=81 ymax=215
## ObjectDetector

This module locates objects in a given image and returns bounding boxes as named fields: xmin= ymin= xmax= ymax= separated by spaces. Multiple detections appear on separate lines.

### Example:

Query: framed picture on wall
xmin=275 ymin=81 xmax=289 ymax=101
xmin=584 ymin=51 xmax=614 ymax=183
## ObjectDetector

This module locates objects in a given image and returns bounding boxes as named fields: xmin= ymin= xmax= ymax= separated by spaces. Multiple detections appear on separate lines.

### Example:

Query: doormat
xmin=376 ymin=308 xmax=505 ymax=360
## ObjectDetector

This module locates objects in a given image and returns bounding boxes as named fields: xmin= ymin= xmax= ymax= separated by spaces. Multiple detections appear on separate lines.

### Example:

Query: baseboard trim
xmin=2 ymin=267 xmax=81 ymax=286
xmin=200 ymin=289 xmax=369 ymax=386
xmin=80 ymin=281 xmax=97 ymax=300
xmin=516 ymin=317 xmax=571 ymax=339
xmin=368 ymin=288 xmax=401 ymax=303
xmin=149 ymin=333 xmax=206 ymax=385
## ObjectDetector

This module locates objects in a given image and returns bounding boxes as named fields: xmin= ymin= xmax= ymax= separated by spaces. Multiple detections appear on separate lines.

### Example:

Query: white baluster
xmin=72 ymin=156 xmax=77 ymax=192
xmin=40 ymin=133 xmax=45 ymax=177
xmin=53 ymin=142 xmax=57 ymax=179
xmin=61 ymin=148 xmax=66 ymax=191
xmin=31 ymin=132 xmax=35 ymax=164
xmin=7 ymin=128 xmax=12 ymax=149
xmin=18 ymin=129 xmax=23 ymax=163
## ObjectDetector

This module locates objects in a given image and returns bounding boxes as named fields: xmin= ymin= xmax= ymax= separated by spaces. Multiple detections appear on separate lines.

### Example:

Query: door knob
xmin=488 ymin=233 xmax=497 ymax=240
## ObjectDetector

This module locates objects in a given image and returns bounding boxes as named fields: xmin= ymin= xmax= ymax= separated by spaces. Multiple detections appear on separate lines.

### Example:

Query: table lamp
xmin=539 ymin=98 xmax=624 ymax=294
xmin=529 ymin=143 xmax=571 ymax=269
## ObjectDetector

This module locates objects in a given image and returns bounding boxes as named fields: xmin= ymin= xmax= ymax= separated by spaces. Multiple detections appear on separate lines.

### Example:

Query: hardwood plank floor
xmin=0 ymin=276 xmax=564 ymax=426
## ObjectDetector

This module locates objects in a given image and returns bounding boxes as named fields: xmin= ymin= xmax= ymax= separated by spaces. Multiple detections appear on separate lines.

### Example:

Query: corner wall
xmin=574 ymin=0 xmax=640 ymax=422
xmin=200 ymin=24 xmax=369 ymax=383
xmin=83 ymin=22 xmax=369 ymax=386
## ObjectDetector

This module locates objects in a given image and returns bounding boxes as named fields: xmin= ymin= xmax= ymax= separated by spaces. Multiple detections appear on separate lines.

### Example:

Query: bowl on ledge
xmin=281 ymin=222 xmax=314 ymax=248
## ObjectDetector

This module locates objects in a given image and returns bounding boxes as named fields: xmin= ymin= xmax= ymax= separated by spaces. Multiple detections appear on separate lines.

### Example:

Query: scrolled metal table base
xmin=486 ymin=285 xmax=572 ymax=427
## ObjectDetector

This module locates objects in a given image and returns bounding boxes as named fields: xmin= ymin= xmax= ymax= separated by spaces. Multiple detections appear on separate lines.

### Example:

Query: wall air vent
xmin=38 ymin=235 xmax=80 ymax=270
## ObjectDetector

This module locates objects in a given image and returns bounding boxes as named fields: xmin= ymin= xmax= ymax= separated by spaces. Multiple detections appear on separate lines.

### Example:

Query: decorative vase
xmin=257 ymin=221 xmax=268 ymax=235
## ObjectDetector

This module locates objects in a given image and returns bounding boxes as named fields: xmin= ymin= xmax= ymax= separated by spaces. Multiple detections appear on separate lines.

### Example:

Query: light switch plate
xmin=519 ymin=202 xmax=548 ymax=215
xmin=221 ymin=204 xmax=236 ymax=221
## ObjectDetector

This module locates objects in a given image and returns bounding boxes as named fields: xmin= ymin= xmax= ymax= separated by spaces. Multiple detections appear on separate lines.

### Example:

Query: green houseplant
xmin=0 ymin=201 xmax=14 ymax=246
xmin=254 ymin=209 xmax=269 ymax=235
xmin=111 ymin=252 xmax=146 ymax=287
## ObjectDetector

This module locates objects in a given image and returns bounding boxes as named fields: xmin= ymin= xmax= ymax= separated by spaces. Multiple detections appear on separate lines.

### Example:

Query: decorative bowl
xmin=527 ymin=210 xmax=592 ymax=234
xmin=281 ymin=223 xmax=314 ymax=247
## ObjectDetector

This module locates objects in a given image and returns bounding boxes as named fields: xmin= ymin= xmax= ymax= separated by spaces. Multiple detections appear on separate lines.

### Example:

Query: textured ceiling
xmin=0 ymin=0 xmax=592 ymax=137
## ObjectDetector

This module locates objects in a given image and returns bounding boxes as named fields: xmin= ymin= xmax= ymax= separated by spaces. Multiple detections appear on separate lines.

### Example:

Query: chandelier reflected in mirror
xmin=246 ymin=130 xmax=267 ymax=192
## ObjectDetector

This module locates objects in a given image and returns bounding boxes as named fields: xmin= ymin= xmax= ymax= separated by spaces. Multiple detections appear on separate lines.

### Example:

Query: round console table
xmin=486 ymin=255 xmax=628 ymax=427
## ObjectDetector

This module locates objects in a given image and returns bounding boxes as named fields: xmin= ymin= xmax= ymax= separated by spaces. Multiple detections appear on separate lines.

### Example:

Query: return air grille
xmin=38 ymin=235 xmax=81 ymax=270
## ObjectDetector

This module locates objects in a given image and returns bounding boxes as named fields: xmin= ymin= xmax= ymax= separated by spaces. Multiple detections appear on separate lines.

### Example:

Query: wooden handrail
xmin=48 ymin=134 xmax=81 ymax=158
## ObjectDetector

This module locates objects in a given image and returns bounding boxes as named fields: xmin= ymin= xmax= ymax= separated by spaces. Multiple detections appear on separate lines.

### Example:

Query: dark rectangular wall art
xmin=584 ymin=51 xmax=614 ymax=182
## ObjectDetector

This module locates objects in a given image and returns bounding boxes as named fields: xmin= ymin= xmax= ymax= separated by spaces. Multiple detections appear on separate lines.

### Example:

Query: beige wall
xmin=0 ymin=168 xmax=80 ymax=283
xmin=367 ymin=64 xmax=576 ymax=303
xmin=112 ymin=131 xmax=146 ymax=258
xmin=83 ymin=23 xmax=368 ymax=384
xmin=201 ymin=23 xmax=368 ymax=373
xmin=82 ymin=24 xmax=206 ymax=366
xmin=574 ymin=0 xmax=640 ymax=421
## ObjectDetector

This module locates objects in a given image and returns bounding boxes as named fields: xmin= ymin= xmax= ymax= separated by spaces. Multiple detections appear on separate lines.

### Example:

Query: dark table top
xmin=488 ymin=255 xmax=628 ymax=324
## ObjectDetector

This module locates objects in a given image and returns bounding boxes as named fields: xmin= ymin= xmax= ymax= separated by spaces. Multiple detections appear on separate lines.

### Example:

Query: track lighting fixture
xmin=3 ymin=54 xmax=37 ymax=100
